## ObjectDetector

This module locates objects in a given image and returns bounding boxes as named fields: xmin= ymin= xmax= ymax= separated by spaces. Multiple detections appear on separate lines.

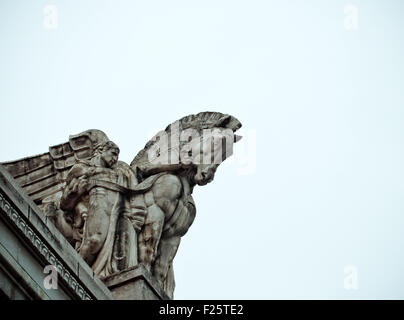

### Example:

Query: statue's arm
xmin=128 ymin=194 xmax=147 ymax=231
xmin=60 ymin=164 xmax=90 ymax=211
xmin=125 ymin=165 xmax=147 ymax=231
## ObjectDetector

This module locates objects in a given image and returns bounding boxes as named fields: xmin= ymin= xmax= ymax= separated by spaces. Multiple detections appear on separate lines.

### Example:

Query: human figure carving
xmin=60 ymin=140 xmax=146 ymax=277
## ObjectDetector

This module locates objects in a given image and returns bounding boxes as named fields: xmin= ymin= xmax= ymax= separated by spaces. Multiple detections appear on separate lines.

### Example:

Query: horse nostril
xmin=201 ymin=171 xmax=207 ymax=179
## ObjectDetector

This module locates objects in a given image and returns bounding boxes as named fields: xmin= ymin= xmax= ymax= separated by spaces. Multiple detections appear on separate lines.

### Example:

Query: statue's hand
xmin=60 ymin=177 xmax=88 ymax=211
xmin=76 ymin=176 xmax=89 ymax=196
xmin=127 ymin=207 xmax=147 ymax=231
xmin=67 ymin=176 xmax=89 ymax=196
xmin=127 ymin=194 xmax=147 ymax=231
xmin=87 ymin=167 xmax=110 ymax=177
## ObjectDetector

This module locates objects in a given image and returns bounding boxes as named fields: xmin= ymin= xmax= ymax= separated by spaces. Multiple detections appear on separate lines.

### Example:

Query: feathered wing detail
xmin=130 ymin=111 xmax=242 ymax=179
xmin=1 ymin=129 xmax=110 ymax=207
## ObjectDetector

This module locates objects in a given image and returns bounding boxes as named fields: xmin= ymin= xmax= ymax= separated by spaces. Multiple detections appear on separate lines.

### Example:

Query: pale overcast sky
xmin=1 ymin=0 xmax=403 ymax=299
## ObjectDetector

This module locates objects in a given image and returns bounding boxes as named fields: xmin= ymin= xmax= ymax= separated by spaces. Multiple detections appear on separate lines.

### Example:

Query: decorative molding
xmin=0 ymin=191 xmax=92 ymax=300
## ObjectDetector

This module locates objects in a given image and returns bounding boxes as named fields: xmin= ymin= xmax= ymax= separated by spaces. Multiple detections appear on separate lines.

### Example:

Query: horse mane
xmin=164 ymin=111 xmax=241 ymax=132
xmin=130 ymin=111 xmax=241 ymax=179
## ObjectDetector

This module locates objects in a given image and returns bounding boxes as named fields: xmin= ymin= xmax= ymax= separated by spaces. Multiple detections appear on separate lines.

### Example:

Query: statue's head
xmin=93 ymin=140 xmax=120 ymax=168
xmin=192 ymin=127 xmax=241 ymax=186
xmin=131 ymin=112 xmax=242 ymax=185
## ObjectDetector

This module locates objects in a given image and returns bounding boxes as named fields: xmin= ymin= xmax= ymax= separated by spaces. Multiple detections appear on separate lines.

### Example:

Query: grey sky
xmin=1 ymin=0 xmax=403 ymax=299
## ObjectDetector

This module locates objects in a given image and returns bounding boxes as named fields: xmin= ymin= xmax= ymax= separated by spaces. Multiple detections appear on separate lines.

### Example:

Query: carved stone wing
xmin=1 ymin=129 xmax=109 ymax=206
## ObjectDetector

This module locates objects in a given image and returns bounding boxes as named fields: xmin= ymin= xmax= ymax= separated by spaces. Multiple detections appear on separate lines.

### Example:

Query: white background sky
xmin=0 ymin=0 xmax=403 ymax=299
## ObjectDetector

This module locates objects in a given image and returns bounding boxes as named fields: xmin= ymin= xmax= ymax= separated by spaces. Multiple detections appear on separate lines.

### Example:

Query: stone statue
xmin=1 ymin=112 xmax=242 ymax=299
xmin=59 ymin=139 xmax=146 ymax=277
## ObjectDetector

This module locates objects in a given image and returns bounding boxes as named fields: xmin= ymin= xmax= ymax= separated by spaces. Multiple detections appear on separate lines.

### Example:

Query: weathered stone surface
xmin=1 ymin=112 xmax=242 ymax=299
xmin=104 ymin=264 xmax=169 ymax=300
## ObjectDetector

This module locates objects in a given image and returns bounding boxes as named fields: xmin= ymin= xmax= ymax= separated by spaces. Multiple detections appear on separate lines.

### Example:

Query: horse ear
xmin=218 ymin=115 xmax=231 ymax=127
xmin=234 ymin=134 xmax=242 ymax=143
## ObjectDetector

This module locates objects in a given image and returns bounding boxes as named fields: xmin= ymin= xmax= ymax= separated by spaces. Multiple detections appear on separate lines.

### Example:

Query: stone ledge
xmin=103 ymin=264 xmax=170 ymax=300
